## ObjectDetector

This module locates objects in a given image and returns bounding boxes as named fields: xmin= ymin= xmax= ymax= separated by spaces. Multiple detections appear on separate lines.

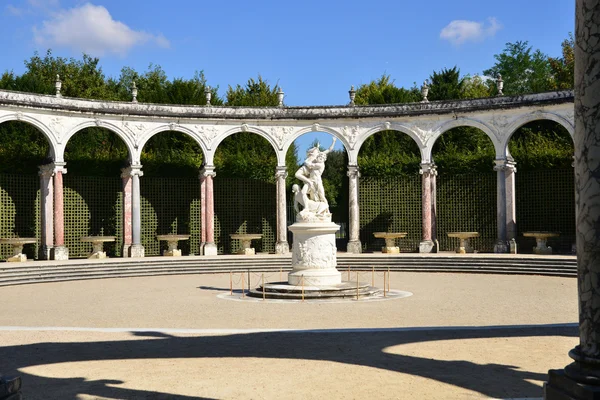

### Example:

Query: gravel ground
xmin=0 ymin=272 xmax=578 ymax=399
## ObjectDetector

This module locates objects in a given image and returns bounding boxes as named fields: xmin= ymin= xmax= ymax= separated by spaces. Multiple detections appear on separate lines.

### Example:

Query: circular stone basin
xmin=447 ymin=232 xmax=480 ymax=239
xmin=373 ymin=232 xmax=407 ymax=239
xmin=229 ymin=234 xmax=263 ymax=241
xmin=522 ymin=232 xmax=559 ymax=239
xmin=80 ymin=236 xmax=116 ymax=243
xmin=156 ymin=234 xmax=190 ymax=241
xmin=0 ymin=238 xmax=37 ymax=245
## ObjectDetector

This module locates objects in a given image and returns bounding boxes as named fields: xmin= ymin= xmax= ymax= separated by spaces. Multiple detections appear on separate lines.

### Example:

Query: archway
xmin=0 ymin=121 xmax=50 ymax=260
xmin=140 ymin=131 xmax=204 ymax=256
xmin=508 ymin=120 xmax=575 ymax=253
xmin=63 ymin=127 xmax=130 ymax=257
xmin=357 ymin=130 xmax=421 ymax=252
xmin=432 ymin=126 xmax=496 ymax=252
xmin=214 ymin=132 xmax=280 ymax=254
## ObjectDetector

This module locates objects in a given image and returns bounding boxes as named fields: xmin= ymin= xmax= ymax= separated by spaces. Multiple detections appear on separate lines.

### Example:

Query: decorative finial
xmin=496 ymin=74 xmax=504 ymax=96
xmin=55 ymin=74 xmax=62 ymax=98
xmin=131 ymin=81 xmax=138 ymax=103
xmin=277 ymin=87 xmax=284 ymax=107
xmin=348 ymin=85 xmax=356 ymax=106
xmin=205 ymin=86 xmax=212 ymax=106
xmin=421 ymin=80 xmax=429 ymax=103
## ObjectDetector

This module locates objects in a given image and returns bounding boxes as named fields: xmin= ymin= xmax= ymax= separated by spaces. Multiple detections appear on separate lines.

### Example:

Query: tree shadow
xmin=2 ymin=324 xmax=576 ymax=399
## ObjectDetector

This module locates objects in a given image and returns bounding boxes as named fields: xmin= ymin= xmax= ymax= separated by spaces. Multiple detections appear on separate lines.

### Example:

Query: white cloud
xmin=5 ymin=4 xmax=25 ymax=16
xmin=33 ymin=3 xmax=170 ymax=56
xmin=440 ymin=17 xmax=502 ymax=45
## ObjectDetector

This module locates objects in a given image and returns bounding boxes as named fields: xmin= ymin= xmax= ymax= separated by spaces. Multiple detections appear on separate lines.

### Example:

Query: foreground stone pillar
xmin=52 ymin=163 xmax=68 ymax=260
xmin=347 ymin=165 xmax=362 ymax=253
xmin=493 ymin=159 xmax=516 ymax=253
xmin=121 ymin=167 xmax=133 ymax=257
xmin=130 ymin=166 xmax=144 ymax=258
xmin=419 ymin=163 xmax=435 ymax=253
xmin=545 ymin=2 xmax=600 ymax=398
xmin=275 ymin=166 xmax=289 ymax=254
xmin=201 ymin=166 xmax=217 ymax=256
xmin=38 ymin=164 xmax=54 ymax=260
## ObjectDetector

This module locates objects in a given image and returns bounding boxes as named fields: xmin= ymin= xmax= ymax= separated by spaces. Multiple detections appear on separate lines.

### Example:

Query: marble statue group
xmin=293 ymin=137 xmax=336 ymax=221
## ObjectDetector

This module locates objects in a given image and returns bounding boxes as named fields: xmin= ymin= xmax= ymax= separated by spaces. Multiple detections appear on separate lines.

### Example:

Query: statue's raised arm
xmin=323 ymin=137 xmax=336 ymax=155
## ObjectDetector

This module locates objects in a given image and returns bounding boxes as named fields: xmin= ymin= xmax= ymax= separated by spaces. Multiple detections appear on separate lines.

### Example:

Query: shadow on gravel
xmin=3 ymin=323 xmax=577 ymax=399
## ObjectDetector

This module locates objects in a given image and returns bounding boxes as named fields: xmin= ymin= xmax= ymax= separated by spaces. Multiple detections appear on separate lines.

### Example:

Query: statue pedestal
xmin=288 ymin=221 xmax=341 ymax=287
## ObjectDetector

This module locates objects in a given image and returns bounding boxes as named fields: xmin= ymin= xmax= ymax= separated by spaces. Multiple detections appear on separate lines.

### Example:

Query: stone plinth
xmin=0 ymin=238 xmax=37 ymax=262
xmin=81 ymin=236 xmax=116 ymax=259
xmin=288 ymin=221 xmax=341 ymax=286
xmin=230 ymin=234 xmax=263 ymax=255
xmin=373 ymin=232 xmax=407 ymax=253
xmin=157 ymin=234 xmax=190 ymax=257
xmin=523 ymin=231 xmax=559 ymax=255
xmin=447 ymin=232 xmax=479 ymax=254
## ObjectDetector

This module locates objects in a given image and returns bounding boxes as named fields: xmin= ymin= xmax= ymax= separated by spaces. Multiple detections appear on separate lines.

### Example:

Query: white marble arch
xmin=283 ymin=125 xmax=350 ymax=164
xmin=209 ymin=125 xmax=280 ymax=166
xmin=59 ymin=120 xmax=136 ymax=164
xmin=355 ymin=122 xmax=424 ymax=162
xmin=501 ymin=110 xmax=575 ymax=157
xmin=0 ymin=112 xmax=58 ymax=159
xmin=135 ymin=124 xmax=207 ymax=165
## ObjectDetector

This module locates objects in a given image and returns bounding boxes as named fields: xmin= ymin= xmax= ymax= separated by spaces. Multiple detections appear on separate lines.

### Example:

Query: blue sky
xmin=0 ymin=0 xmax=574 ymax=156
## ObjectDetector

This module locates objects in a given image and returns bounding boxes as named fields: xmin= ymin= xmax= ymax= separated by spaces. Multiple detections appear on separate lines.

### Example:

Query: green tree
xmin=548 ymin=33 xmax=575 ymax=90
xmin=354 ymin=74 xmax=420 ymax=105
xmin=428 ymin=66 xmax=464 ymax=101
xmin=460 ymin=75 xmax=492 ymax=99
xmin=226 ymin=75 xmax=280 ymax=106
xmin=483 ymin=41 xmax=553 ymax=95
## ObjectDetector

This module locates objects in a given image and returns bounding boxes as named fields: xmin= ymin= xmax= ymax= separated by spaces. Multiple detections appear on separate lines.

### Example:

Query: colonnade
xmin=33 ymin=154 xmax=522 ymax=259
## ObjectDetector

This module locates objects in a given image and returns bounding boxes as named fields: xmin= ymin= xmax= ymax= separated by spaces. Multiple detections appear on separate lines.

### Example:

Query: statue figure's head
xmin=306 ymin=146 xmax=319 ymax=157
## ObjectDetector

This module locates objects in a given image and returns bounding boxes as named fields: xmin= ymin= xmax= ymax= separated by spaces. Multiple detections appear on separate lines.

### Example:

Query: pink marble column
xmin=38 ymin=164 xmax=54 ymax=260
xmin=121 ymin=167 xmax=133 ymax=257
xmin=430 ymin=164 xmax=438 ymax=245
xmin=493 ymin=159 xmax=516 ymax=253
xmin=275 ymin=166 xmax=289 ymax=254
xmin=200 ymin=173 xmax=207 ymax=246
xmin=419 ymin=163 xmax=435 ymax=253
xmin=52 ymin=164 xmax=68 ymax=260
xmin=201 ymin=166 xmax=217 ymax=255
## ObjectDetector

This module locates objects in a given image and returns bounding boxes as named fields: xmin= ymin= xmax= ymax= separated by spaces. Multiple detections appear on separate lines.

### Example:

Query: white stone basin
xmin=523 ymin=231 xmax=559 ymax=254
xmin=230 ymin=234 xmax=263 ymax=255
xmin=81 ymin=236 xmax=116 ymax=259
xmin=157 ymin=234 xmax=190 ymax=257
xmin=0 ymin=237 xmax=37 ymax=262
xmin=373 ymin=232 xmax=408 ymax=254
xmin=447 ymin=232 xmax=479 ymax=254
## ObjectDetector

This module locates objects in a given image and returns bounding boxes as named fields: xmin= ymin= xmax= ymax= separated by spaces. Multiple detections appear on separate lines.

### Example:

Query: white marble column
xmin=121 ymin=167 xmax=133 ymax=257
xmin=430 ymin=164 xmax=438 ymax=248
xmin=419 ymin=163 xmax=436 ymax=253
xmin=38 ymin=164 xmax=54 ymax=260
xmin=545 ymin=2 xmax=600 ymax=398
xmin=129 ymin=165 xmax=144 ymax=258
xmin=200 ymin=165 xmax=217 ymax=256
xmin=347 ymin=165 xmax=362 ymax=254
xmin=52 ymin=163 xmax=68 ymax=260
xmin=275 ymin=166 xmax=289 ymax=254
xmin=493 ymin=159 xmax=516 ymax=253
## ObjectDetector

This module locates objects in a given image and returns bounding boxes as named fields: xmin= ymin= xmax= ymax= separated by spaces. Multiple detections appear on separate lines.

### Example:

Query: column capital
xmin=200 ymin=165 xmax=216 ymax=178
xmin=347 ymin=165 xmax=361 ymax=178
xmin=38 ymin=163 xmax=55 ymax=177
xmin=275 ymin=166 xmax=288 ymax=179
xmin=419 ymin=162 xmax=437 ymax=176
xmin=122 ymin=165 xmax=143 ymax=178
xmin=493 ymin=158 xmax=517 ymax=173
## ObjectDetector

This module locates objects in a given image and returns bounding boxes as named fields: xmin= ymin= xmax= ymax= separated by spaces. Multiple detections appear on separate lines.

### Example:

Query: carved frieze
xmin=341 ymin=125 xmax=359 ymax=149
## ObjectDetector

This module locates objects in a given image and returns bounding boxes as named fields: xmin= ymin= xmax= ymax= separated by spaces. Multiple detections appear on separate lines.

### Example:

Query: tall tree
xmin=483 ymin=41 xmax=553 ymax=95
xmin=354 ymin=74 xmax=420 ymax=105
xmin=226 ymin=75 xmax=280 ymax=106
xmin=548 ymin=33 xmax=575 ymax=90
xmin=428 ymin=66 xmax=464 ymax=101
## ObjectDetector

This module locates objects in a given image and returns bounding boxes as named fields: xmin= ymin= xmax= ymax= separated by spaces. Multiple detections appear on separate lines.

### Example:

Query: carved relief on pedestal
xmin=291 ymin=235 xmax=337 ymax=269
